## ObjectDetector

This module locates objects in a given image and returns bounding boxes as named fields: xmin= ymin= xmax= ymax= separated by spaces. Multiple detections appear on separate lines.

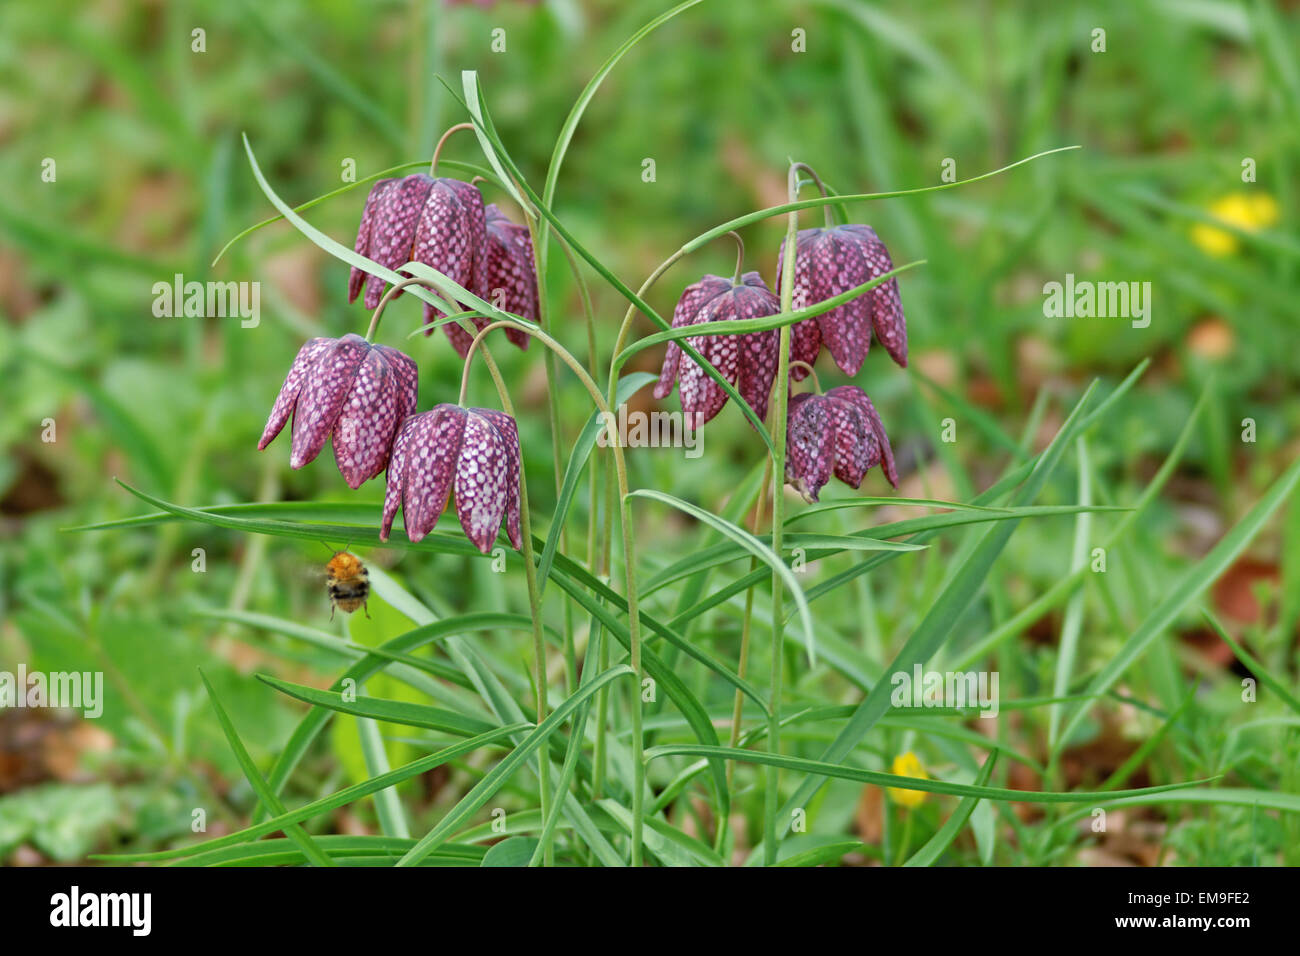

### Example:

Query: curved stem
xmin=608 ymin=249 xmax=687 ymax=392
xmin=789 ymin=360 xmax=823 ymax=394
xmin=728 ymin=230 xmax=745 ymax=285
xmin=365 ymin=275 xmax=442 ymax=343
xmin=430 ymin=122 xmax=475 ymax=177
xmin=790 ymin=162 xmax=832 ymax=228
xmin=461 ymin=318 xmax=647 ymax=867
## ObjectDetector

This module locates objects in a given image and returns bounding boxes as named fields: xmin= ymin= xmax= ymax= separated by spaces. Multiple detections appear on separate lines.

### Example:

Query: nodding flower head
xmin=258 ymin=334 xmax=418 ymax=490
xmin=776 ymin=223 xmax=907 ymax=377
xmin=653 ymin=271 xmax=780 ymax=429
xmin=784 ymin=384 xmax=897 ymax=503
xmin=380 ymin=404 xmax=522 ymax=554
xmin=349 ymin=174 xmax=490 ymax=344
xmin=457 ymin=203 xmax=536 ymax=353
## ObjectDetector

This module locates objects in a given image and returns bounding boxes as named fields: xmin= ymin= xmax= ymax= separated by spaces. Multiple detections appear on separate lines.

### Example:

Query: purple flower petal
xmin=381 ymin=415 xmax=414 ymax=541
xmin=473 ymin=408 xmax=522 ymax=550
xmin=728 ymin=275 xmax=780 ymax=423
xmin=258 ymin=337 xmax=332 ymax=451
xmin=289 ymin=335 xmax=370 ymax=469
xmin=374 ymin=344 xmax=419 ymax=425
xmin=785 ymin=393 xmax=834 ymax=502
xmin=349 ymin=179 xmax=393 ymax=304
xmin=807 ymin=230 xmax=873 ymax=377
xmin=826 ymin=396 xmax=875 ymax=489
xmin=364 ymin=174 xmax=436 ymax=309
xmin=481 ymin=204 xmax=537 ymax=350
xmin=332 ymin=347 xmax=399 ymax=489
xmin=402 ymin=405 xmax=468 ymax=542
xmin=410 ymin=179 xmax=488 ymax=354
xmin=826 ymin=385 xmax=897 ymax=488
xmin=454 ymin=411 xmax=510 ymax=554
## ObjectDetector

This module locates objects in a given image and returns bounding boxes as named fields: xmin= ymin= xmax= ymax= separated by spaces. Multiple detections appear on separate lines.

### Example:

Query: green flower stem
xmin=550 ymin=229 xmax=601 ymax=698
xmin=788 ymin=360 xmax=822 ymax=394
xmin=721 ymin=454 xmax=773 ymax=855
xmin=762 ymin=162 xmax=803 ymax=867
xmin=363 ymin=275 xmax=438 ymax=343
xmin=790 ymin=162 xmax=833 ymax=228
xmin=430 ymin=122 xmax=475 ymax=176
xmin=524 ymin=216 xmax=581 ymax=707
xmin=464 ymin=318 xmax=647 ymax=867
xmin=728 ymin=230 xmax=745 ymax=284
xmin=452 ymin=323 xmax=555 ymax=865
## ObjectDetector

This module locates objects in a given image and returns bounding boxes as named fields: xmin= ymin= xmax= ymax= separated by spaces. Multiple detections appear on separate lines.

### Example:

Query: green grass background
xmin=0 ymin=0 xmax=1298 ymax=865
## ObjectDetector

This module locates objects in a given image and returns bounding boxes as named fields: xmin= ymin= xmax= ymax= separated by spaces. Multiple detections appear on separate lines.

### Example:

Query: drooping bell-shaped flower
xmin=653 ymin=271 xmax=780 ymax=429
xmin=456 ymin=203 xmax=536 ymax=353
xmin=776 ymin=223 xmax=907 ymax=377
xmin=349 ymin=174 xmax=506 ymax=357
xmin=258 ymin=334 xmax=419 ymax=490
xmin=380 ymin=404 xmax=522 ymax=554
xmin=784 ymin=384 xmax=897 ymax=502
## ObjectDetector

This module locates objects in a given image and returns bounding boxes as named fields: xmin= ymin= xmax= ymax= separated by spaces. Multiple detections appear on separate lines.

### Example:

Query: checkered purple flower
xmin=653 ymin=271 xmax=780 ymax=429
xmin=784 ymin=384 xmax=897 ymax=502
xmin=258 ymin=334 xmax=418 ymax=490
xmin=776 ymin=224 xmax=907 ymax=378
xmin=459 ymin=203 xmax=537 ymax=353
xmin=380 ymin=404 xmax=522 ymax=554
xmin=348 ymin=174 xmax=499 ymax=354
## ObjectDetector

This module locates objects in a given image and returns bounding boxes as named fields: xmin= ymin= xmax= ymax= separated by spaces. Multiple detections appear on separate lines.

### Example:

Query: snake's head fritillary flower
xmin=776 ymin=223 xmax=907 ymax=376
xmin=258 ymin=334 xmax=418 ymax=490
xmin=653 ymin=271 xmax=779 ymax=430
xmin=784 ymin=384 xmax=897 ymax=502
xmin=348 ymin=174 xmax=496 ymax=355
xmin=380 ymin=404 xmax=522 ymax=554
xmin=474 ymin=203 xmax=537 ymax=351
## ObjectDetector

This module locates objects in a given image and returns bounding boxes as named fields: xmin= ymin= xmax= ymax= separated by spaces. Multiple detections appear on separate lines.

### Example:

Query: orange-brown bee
xmin=325 ymin=551 xmax=370 ymax=619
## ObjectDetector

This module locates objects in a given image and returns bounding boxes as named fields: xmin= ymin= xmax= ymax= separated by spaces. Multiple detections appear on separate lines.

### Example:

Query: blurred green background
xmin=1 ymin=0 xmax=1297 ymax=865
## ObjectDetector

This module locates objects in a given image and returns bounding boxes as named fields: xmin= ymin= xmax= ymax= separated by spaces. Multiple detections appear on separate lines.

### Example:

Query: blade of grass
xmin=197 ymin=669 xmax=334 ymax=867
xmin=396 ymin=665 xmax=635 ymax=866
xmin=1059 ymin=454 xmax=1300 ymax=744
xmin=904 ymin=750 xmax=1000 ymax=867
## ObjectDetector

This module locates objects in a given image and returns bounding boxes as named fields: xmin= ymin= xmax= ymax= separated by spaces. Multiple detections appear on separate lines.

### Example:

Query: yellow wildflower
xmin=887 ymin=751 xmax=929 ymax=809
xmin=1191 ymin=193 xmax=1279 ymax=257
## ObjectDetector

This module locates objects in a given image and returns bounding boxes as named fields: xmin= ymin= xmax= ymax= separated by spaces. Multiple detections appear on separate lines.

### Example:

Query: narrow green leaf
xmin=903 ymin=751 xmax=999 ymax=867
xmin=397 ymin=665 xmax=635 ymax=866
xmin=257 ymin=673 xmax=497 ymax=737
xmin=646 ymin=745 xmax=1213 ymax=803
xmin=628 ymin=488 xmax=818 ymax=666
xmin=1059 ymin=454 xmax=1300 ymax=743
xmin=197 ymin=669 xmax=334 ymax=867
xmin=90 ymin=726 xmax=528 ymax=863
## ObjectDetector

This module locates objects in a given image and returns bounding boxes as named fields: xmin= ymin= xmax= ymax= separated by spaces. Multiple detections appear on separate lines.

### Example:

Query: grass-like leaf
xmin=903 ymin=750 xmax=999 ymax=867
xmin=646 ymin=744 xmax=1215 ymax=804
xmin=197 ymin=669 xmax=334 ymax=867
xmin=629 ymin=488 xmax=819 ymax=666
xmin=396 ymin=665 xmax=635 ymax=866
xmin=92 ymin=724 xmax=528 ymax=864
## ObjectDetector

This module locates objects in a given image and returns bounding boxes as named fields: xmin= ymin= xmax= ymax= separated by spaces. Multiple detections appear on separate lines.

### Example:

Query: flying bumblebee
xmin=324 ymin=550 xmax=370 ymax=619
